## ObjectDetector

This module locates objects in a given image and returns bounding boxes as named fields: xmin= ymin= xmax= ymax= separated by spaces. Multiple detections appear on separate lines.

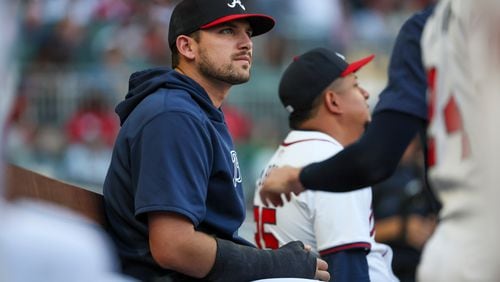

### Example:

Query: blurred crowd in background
xmin=4 ymin=1 xmax=437 ymax=281
xmin=7 ymin=0 xmax=432 ymax=192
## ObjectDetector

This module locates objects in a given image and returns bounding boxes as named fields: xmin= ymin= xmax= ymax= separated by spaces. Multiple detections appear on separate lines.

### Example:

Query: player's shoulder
xmin=276 ymin=131 xmax=342 ymax=167
xmin=400 ymin=4 xmax=435 ymax=38
xmin=146 ymin=87 xmax=199 ymax=110
xmin=282 ymin=131 xmax=341 ymax=149
xmin=120 ymin=88 xmax=207 ymax=140
xmin=140 ymin=88 xmax=208 ymax=122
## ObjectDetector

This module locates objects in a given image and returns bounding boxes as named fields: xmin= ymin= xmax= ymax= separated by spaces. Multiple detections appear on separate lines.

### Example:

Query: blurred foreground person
xmin=0 ymin=2 xmax=132 ymax=281
xmin=418 ymin=0 xmax=500 ymax=280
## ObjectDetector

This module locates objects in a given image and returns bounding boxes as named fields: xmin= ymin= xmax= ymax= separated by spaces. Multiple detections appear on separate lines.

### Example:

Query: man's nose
xmin=361 ymin=87 xmax=370 ymax=100
xmin=239 ymin=32 xmax=252 ymax=50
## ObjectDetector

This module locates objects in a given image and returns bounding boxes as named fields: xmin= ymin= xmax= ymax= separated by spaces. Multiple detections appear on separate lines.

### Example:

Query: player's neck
xmin=299 ymin=117 xmax=340 ymax=143
xmin=175 ymin=65 xmax=231 ymax=108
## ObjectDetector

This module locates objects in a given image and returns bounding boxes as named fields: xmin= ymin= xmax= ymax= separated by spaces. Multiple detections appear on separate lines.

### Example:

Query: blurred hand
xmin=304 ymin=244 xmax=312 ymax=252
xmin=406 ymin=214 xmax=437 ymax=249
xmin=259 ymin=166 xmax=304 ymax=207
xmin=315 ymin=258 xmax=330 ymax=281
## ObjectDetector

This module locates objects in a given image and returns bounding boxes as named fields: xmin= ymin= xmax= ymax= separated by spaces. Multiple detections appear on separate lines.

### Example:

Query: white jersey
xmin=253 ymin=131 xmax=397 ymax=282
xmin=0 ymin=200 xmax=132 ymax=282
xmin=420 ymin=0 xmax=500 ymax=280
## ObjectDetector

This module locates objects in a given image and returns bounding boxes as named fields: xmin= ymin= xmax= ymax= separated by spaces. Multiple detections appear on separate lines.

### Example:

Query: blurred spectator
xmin=7 ymin=124 xmax=66 ymax=179
xmin=92 ymin=44 xmax=132 ymax=103
xmin=349 ymin=0 xmax=411 ymax=52
xmin=259 ymin=0 xmax=348 ymax=52
xmin=34 ymin=16 xmax=86 ymax=67
xmin=290 ymin=0 xmax=347 ymax=50
xmin=260 ymin=35 xmax=291 ymax=68
xmin=63 ymin=92 xmax=118 ymax=188
xmin=66 ymin=92 xmax=118 ymax=147
xmin=62 ymin=142 xmax=112 ymax=190
xmin=94 ymin=0 xmax=133 ymax=21
xmin=224 ymin=104 xmax=253 ymax=144
xmin=91 ymin=17 xmax=146 ymax=66
xmin=141 ymin=21 xmax=171 ymax=66
xmin=372 ymin=137 xmax=437 ymax=282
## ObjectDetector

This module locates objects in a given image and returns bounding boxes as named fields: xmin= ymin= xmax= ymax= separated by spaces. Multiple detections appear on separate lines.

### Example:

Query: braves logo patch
xmin=231 ymin=150 xmax=243 ymax=187
xmin=227 ymin=0 xmax=245 ymax=10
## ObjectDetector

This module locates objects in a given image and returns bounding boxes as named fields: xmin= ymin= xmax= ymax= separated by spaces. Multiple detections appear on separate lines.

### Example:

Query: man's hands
xmin=260 ymin=166 xmax=305 ymax=207
xmin=405 ymin=214 xmax=437 ymax=250
xmin=304 ymin=244 xmax=330 ymax=281
xmin=315 ymin=258 xmax=330 ymax=281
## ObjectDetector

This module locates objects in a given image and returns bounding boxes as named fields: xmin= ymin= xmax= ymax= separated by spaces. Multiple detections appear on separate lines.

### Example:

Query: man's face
xmin=334 ymin=74 xmax=371 ymax=137
xmin=196 ymin=20 xmax=253 ymax=85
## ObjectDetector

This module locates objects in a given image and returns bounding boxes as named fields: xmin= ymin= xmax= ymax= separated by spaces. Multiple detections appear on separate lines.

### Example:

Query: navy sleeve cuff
xmin=322 ymin=249 xmax=369 ymax=282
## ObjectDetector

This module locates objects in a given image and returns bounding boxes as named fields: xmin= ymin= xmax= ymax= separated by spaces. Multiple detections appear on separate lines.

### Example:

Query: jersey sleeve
xmin=322 ymin=250 xmax=370 ymax=282
xmin=256 ymin=136 xmax=374 ymax=253
xmin=311 ymin=189 xmax=373 ymax=255
xmin=132 ymin=111 xmax=211 ymax=226
xmin=373 ymin=6 xmax=434 ymax=120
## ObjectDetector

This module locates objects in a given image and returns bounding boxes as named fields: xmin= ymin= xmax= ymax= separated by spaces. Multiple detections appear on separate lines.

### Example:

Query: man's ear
xmin=176 ymin=35 xmax=196 ymax=60
xmin=324 ymin=90 xmax=342 ymax=114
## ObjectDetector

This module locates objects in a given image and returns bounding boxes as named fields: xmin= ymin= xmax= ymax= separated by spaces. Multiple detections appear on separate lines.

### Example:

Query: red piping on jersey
xmin=281 ymin=138 xmax=335 ymax=147
xmin=369 ymin=210 xmax=375 ymax=236
xmin=319 ymin=242 xmax=371 ymax=256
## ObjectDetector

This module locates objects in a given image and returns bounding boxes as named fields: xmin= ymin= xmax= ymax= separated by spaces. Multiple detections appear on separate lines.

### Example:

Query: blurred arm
xmin=300 ymin=110 xmax=425 ymax=192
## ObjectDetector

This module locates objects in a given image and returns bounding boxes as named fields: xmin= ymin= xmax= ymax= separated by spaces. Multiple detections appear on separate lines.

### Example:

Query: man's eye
xmin=221 ymin=28 xmax=234 ymax=34
xmin=246 ymin=30 xmax=253 ymax=37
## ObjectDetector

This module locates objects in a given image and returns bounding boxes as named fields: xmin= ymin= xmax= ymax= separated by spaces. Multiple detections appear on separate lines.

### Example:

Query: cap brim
xmin=201 ymin=14 xmax=275 ymax=37
xmin=341 ymin=54 xmax=375 ymax=77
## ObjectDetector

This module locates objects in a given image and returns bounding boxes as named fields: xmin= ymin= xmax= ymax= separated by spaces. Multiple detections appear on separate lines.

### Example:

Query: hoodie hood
xmin=115 ymin=67 xmax=222 ymax=125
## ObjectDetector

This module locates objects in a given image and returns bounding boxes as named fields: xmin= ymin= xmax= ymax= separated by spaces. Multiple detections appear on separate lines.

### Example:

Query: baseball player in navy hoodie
xmin=102 ymin=0 xmax=328 ymax=281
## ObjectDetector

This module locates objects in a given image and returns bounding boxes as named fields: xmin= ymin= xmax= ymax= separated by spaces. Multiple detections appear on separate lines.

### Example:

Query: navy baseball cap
xmin=168 ymin=0 xmax=275 ymax=49
xmin=279 ymin=48 xmax=374 ymax=115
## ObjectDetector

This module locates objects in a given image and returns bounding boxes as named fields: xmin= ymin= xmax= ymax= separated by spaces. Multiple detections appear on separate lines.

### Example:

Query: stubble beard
xmin=198 ymin=47 xmax=250 ymax=85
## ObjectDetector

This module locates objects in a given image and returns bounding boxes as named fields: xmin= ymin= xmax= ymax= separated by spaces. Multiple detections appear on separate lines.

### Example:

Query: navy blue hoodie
xmin=103 ymin=67 xmax=250 ymax=280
